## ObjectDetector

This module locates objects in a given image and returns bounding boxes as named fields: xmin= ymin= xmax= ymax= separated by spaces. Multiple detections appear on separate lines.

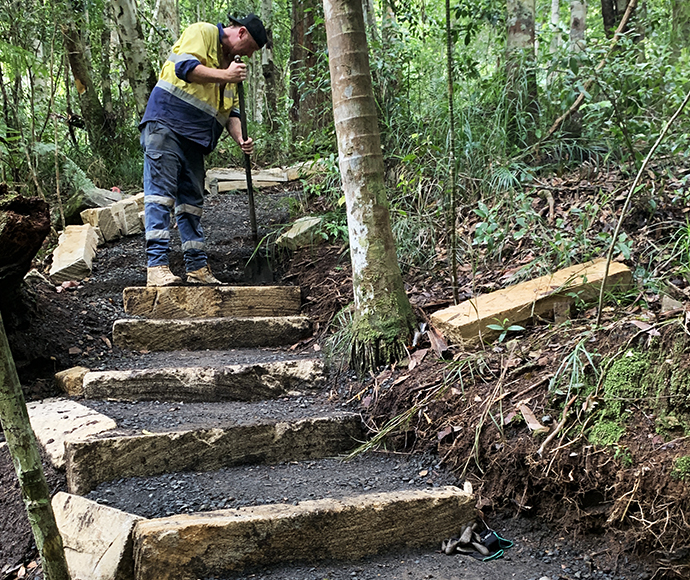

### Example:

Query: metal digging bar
xmin=235 ymin=55 xmax=273 ymax=284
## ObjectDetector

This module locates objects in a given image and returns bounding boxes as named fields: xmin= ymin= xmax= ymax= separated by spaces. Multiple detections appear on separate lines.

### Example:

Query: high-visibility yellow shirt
xmin=140 ymin=23 xmax=240 ymax=153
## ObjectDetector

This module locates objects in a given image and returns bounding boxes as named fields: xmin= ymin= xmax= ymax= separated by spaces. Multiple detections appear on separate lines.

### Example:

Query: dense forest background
xmin=1 ymin=0 xmax=689 ymax=277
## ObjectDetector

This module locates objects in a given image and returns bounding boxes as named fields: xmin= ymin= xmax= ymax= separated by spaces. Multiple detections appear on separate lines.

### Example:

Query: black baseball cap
xmin=227 ymin=13 xmax=267 ymax=49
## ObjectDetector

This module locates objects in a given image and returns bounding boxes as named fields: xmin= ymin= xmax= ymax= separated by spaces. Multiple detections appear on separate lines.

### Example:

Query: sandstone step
xmin=112 ymin=316 xmax=311 ymax=351
xmin=27 ymin=398 xmax=117 ymax=469
xmin=56 ymin=452 xmax=472 ymax=580
xmin=52 ymin=492 xmax=143 ymax=580
xmin=65 ymin=409 xmax=364 ymax=495
xmin=122 ymin=285 xmax=301 ymax=319
xmin=132 ymin=487 xmax=474 ymax=580
xmin=82 ymin=358 xmax=323 ymax=402
xmin=431 ymin=258 xmax=632 ymax=346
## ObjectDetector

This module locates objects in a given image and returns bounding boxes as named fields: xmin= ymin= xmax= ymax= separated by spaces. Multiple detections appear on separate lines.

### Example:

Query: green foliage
xmin=589 ymin=420 xmax=626 ymax=446
xmin=671 ymin=456 xmax=690 ymax=480
xmin=549 ymin=334 xmax=600 ymax=400
xmin=486 ymin=318 xmax=524 ymax=343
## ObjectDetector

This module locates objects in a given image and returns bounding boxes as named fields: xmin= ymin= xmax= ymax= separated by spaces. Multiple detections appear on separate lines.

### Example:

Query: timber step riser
xmin=112 ymin=316 xmax=312 ymax=351
xmin=82 ymin=359 xmax=324 ymax=402
xmin=65 ymin=414 xmax=364 ymax=495
xmin=123 ymin=285 xmax=302 ymax=319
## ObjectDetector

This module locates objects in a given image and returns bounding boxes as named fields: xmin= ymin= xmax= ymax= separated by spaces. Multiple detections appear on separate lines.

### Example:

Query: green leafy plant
xmin=671 ymin=455 xmax=690 ymax=480
xmin=486 ymin=318 xmax=525 ymax=343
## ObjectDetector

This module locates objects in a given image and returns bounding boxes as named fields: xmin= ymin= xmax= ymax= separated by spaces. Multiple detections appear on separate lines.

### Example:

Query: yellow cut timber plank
xmin=206 ymin=168 xmax=288 ymax=182
xmin=430 ymin=258 xmax=632 ymax=346
xmin=123 ymin=286 xmax=301 ymax=319
xmin=218 ymin=180 xmax=282 ymax=192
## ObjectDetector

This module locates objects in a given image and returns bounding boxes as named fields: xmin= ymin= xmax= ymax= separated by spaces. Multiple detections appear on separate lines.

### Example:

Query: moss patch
xmin=589 ymin=420 xmax=626 ymax=446
xmin=672 ymin=455 xmax=690 ymax=480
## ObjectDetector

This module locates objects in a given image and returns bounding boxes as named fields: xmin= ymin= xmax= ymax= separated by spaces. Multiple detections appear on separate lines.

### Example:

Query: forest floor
xmin=1 ymin=162 xmax=690 ymax=580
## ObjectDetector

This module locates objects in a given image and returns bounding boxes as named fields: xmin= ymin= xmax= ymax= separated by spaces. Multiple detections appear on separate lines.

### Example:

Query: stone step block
xmin=112 ymin=316 xmax=311 ymax=351
xmin=48 ymin=224 xmax=99 ymax=283
xmin=133 ymin=487 xmax=474 ymax=580
xmin=81 ymin=206 xmax=121 ymax=243
xmin=65 ymin=413 xmax=364 ymax=494
xmin=111 ymin=198 xmax=144 ymax=236
xmin=27 ymin=397 xmax=116 ymax=468
xmin=276 ymin=216 xmax=324 ymax=250
xmin=431 ymin=258 xmax=632 ymax=345
xmin=82 ymin=358 xmax=324 ymax=402
xmin=122 ymin=285 xmax=301 ymax=319
xmin=53 ymin=492 xmax=143 ymax=580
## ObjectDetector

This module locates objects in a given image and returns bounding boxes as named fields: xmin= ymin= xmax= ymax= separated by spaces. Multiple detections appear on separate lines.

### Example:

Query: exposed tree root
xmin=350 ymin=336 xmax=409 ymax=377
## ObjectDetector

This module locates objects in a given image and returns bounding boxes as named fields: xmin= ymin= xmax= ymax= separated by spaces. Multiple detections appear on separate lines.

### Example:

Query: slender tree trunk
xmin=110 ymin=0 xmax=158 ymax=116
xmin=323 ymin=0 xmax=416 ymax=375
xmin=0 ymin=313 xmax=70 ymax=580
xmin=362 ymin=0 xmax=378 ymax=42
xmin=156 ymin=0 xmax=179 ymax=61
xmin=290 ymin=0 xmax=329 ymax=141
xmin=671 ymin=0 xmax=690 ymax=58
xmin=506 ymin=0 xmax=538 ymax=146
xmin=262 ymin=0 xmax=277 ymax=137
xmin=289 ymin=0 xmax=305 ymax=136
xmin=550 ymin=0 xmax=561 ymax=53
xmin=601 ymin=0 xmax=631 ymax=37
xmin=570 ymin=0 xmax=587 ymax=51
xmin=61 ymin=21 xmax=114 ymax=157
xmin=566 ymin=0 xmax=587 ymax=136
xmin=100 ymin=12 xmax=114 ymax=118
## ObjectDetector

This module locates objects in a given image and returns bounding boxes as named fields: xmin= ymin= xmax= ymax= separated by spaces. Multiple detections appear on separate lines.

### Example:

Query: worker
xmin=139 ymin=14 xmax=267 ymax=286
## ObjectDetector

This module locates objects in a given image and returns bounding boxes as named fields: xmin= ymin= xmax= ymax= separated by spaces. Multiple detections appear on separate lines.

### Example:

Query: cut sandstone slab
xmin=82 ymin=358 xmax=324 ymax=402
xmin=111 ymin=198 xmax=143 ymax=236
xmin=206 ymin=168 xmax=289 ymax=182
xmin=55 ymin=366 xmax=90 ymax=396
xmin=65 ymin=414 xmax=364 ymax=495
xmin=431 ymin=259 xmax=632 ymax=345
xmin=217 ymin=180 xmax=282 ymax=192
xmin=53 ymin=492 xmax=144 ymax=580
xmin=81 ymin=207 xmax=121 ymax=243
xmin=48 ymin=224 xmax=99 ymax=283
xmin=276 ymin=216 xmax=324 ymax=251
xmin=27 ymin=398 xmax=116 ymax=468
xmin=122 ymin=285 xmax=301 ymax=319
xmin=112 ymin=316 xmax=311 ymax=351
xmin=133 ymin=487 xmax=475 ymax=580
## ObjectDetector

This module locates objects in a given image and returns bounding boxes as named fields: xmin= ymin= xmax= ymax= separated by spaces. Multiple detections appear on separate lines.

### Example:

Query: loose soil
xmin=1 ymin=165 xmax=689 ymax=580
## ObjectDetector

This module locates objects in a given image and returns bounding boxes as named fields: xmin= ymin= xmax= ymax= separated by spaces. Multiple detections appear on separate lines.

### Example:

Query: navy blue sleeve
xmin=176 ymin=59 xmax=201 ymax=82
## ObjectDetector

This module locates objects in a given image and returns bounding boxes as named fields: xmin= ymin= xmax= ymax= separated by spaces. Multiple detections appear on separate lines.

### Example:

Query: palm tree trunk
xmin=323 ymin=0 xmax=416 ymax=375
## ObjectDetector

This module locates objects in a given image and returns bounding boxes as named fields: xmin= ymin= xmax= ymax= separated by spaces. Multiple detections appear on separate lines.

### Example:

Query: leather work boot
xmin=186 ymin=265 xmax=221 ymax=285
xmin=147 ymin=265 xmax=183 ymax=287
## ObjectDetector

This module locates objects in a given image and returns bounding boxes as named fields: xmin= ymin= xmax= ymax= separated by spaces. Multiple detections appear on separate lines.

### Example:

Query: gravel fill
xmin=81 ymin=394 xmax=352 ymax=434
xmin=84 ymin=452 xmax=458 ymax=519
xmin=88 ymin=347 xmax=319 ymax=372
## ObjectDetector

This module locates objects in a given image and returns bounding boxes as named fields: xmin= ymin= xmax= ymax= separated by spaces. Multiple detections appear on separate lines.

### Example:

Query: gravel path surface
xmin=81 ymin=394 xmax=350 ymax=434
xmin=84 ymin=452 xmax=458 ymax=518
xmin=88 ymin=347 xmax=319 ymax=372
